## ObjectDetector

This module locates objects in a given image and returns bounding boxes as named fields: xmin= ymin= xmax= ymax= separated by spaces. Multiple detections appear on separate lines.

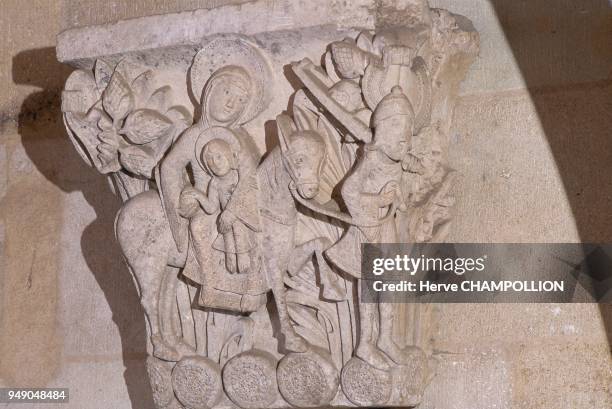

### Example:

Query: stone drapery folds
xmin=59 ymin=1 xmax=478 ymax=407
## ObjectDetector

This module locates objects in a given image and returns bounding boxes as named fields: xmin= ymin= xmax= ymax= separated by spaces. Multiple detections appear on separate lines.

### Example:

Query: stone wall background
xmin=0 ymin=1 xmax=610 ymax=408
xmin=1 ymin=1 xmax=156 ymax=408
xmin=428 ymin=1 xmax=611 ymax=407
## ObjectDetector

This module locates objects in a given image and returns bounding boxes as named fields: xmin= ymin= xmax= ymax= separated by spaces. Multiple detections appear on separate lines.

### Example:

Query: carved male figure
xmin=326 ymin=86 xmax=414 ymax=370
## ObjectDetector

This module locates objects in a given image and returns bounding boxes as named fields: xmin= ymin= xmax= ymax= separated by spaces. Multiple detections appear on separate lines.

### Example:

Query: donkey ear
xmin=293 ymin=105 xmax=318 ymax=131
xmin=276 ymin=113 xmax=295 ymax=154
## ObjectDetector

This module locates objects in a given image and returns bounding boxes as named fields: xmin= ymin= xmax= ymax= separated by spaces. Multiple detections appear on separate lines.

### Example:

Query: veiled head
xmin=202 ymin=66 xmax=252 ymax=126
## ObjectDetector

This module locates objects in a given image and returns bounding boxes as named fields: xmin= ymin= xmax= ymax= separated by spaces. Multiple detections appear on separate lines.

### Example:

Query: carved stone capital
xmin=58 ymin=1 xmax=478 ymax=408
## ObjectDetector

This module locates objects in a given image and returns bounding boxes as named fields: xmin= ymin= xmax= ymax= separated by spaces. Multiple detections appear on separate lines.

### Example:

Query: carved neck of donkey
xmin=256 ymin=113 xmax=327 ymax=352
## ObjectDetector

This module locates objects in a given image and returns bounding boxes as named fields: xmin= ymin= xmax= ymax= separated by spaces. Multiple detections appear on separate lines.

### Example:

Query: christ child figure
xmin=180 ymin=138 xmax=258 ymax=274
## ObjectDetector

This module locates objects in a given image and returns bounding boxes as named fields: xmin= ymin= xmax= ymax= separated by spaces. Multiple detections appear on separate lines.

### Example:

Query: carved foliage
xmin=62 ymin=59 xmax=193 ymax=200
xmin=61 ymin=3 xmax=479 ymax=409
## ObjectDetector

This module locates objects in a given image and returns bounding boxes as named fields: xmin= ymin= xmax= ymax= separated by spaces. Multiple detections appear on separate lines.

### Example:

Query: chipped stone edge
xmin=56 ymin=0 xmax=376 ymax=66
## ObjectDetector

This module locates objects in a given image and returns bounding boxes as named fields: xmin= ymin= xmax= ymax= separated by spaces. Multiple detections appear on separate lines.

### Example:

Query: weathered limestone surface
xmin=57 ymin=0 xmax=375 ymax=66
xmin=0 ymin=2 xmax=165 ymax=408
xmin=58 ymin=1 xmax=478 ymax=408
xmin=427 ymin=2 xmax=612 ymax=408
xmin=60 ymin=0 xmax=252 ymax=30
xmin=0 ymin=1 xmax=610 ymax=409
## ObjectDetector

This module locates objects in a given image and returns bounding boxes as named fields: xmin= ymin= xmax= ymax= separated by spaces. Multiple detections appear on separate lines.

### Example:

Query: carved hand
xmin=218 ymin=210 xmax=236 ymax=233
xmin=379 ymin=181 xmax=400 ymax=206
xmin=97 ymin=130 xmax=121 ymax=172
xmin=402 ymin=152 xmax=426 ymax=175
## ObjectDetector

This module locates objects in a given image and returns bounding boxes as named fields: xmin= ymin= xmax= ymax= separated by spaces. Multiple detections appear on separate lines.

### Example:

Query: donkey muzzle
xmin=297 ymin=182 xmax=319 ymax=199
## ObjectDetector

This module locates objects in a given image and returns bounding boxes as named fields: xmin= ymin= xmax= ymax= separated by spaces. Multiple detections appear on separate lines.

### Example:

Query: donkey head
xmin=276 ymin=109 xmax=326 ymax=200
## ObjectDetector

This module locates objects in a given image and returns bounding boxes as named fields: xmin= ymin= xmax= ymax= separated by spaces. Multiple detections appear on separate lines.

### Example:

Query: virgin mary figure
xmin=158 ymin=35 xmax=272 ymax=305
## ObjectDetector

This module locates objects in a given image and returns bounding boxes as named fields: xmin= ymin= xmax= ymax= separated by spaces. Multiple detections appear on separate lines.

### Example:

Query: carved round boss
xmin=341 ymin=357 xmax=392 ymax=406
xmin=146 ymin=356 xmax=175 ymax=408
xmin=222 ymin=349 xmax=279 ymax=408
xmin=171 ymin=356 xmax=223 ymax=409
xmin=277 ymin=349 xmax=339 ymax=407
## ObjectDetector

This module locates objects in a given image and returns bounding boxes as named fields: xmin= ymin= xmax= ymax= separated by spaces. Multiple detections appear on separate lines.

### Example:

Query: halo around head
xmin=190 ymin=34 xmax=272 ymax=126
xmin=195 ymin=126 xmax=241 ymax=173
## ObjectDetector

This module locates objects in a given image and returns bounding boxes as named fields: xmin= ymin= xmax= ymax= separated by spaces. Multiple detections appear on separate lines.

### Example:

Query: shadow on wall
xmin=489 ymin=0 xmax=612 ymax=349
xmin=12 ymin=47 xmax=154 ymax=409
xmin=6 ymin=2 xmax=611 ymax=406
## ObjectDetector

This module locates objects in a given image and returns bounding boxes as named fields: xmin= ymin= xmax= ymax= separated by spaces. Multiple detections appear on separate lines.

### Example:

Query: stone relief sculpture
xmin=61 ymin=1 xmax=478 ymax=408
xmin=63 ymin=59 xmax=193 ymax=200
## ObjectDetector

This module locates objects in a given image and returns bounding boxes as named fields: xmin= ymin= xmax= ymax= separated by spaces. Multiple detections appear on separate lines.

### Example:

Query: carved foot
xmin=237 ymin=253 xmax=251 ymax=274
xmin=377 ymin=338 xmax=409 ymax=365
xmin=355 ymin=342 xmax=391 ymax=371
xmin=284 ymin=331 xmax=309 ymax=353
xmin=225 ymin=254 xmax=238 ymax=274
xmin=322 ymin=277 xmax=346 ymax=301
xmin=151 ymin=334 xmax=181 ymax=362
xmin=173 ymin=340 xmax=196 ymax=358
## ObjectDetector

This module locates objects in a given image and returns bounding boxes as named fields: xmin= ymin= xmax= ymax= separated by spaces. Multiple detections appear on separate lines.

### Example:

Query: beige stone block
xmin=510 ymin=341 xmax=611 ymax=409
xmin=449 ymin=90 xmax=579 ymax=242
xmin=426 ymin=303 xmax=611 ymax=408
xmin=47 ymin=359 xmax=151 ymax=409
xmin=449 ymin=82 xmax=612 ymax=243
xmin=58 ymin=186 xmax=147 ymax=358
xmin=60 ymin=0 xmax=252 ymax=30
xmin=0 ymin=1 xmax=65 ymax=118
xmin=421 ymin=347 xmax=513 ymax=409
xmin=433 ymin=304 xmax=610 ymax=352
xmin=56 ymin=0 xmax=375 ymax=64
xmin=431 ymin=0 xmax=612 ymax=93
xmin=0 ymin=124 xmax=64 ymax=388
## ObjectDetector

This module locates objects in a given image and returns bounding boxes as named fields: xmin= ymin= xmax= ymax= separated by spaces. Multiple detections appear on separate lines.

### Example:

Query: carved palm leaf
xmin=63 ymin=112 xmax=102 ymax=170
xmin=287 ymin=302 xmax=328 ymax=350
xmin=316 ymin=115 xmax=346 ymax=198
xmin=102 ymin=71 xmax=135 ymax=123
xmin=286 ymin=270 xmax=337 ymax=351
xmin=285 ymin=259 xmax=344 ymax=365
xmin=121 ymin=109 xmax=174 ymax=145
